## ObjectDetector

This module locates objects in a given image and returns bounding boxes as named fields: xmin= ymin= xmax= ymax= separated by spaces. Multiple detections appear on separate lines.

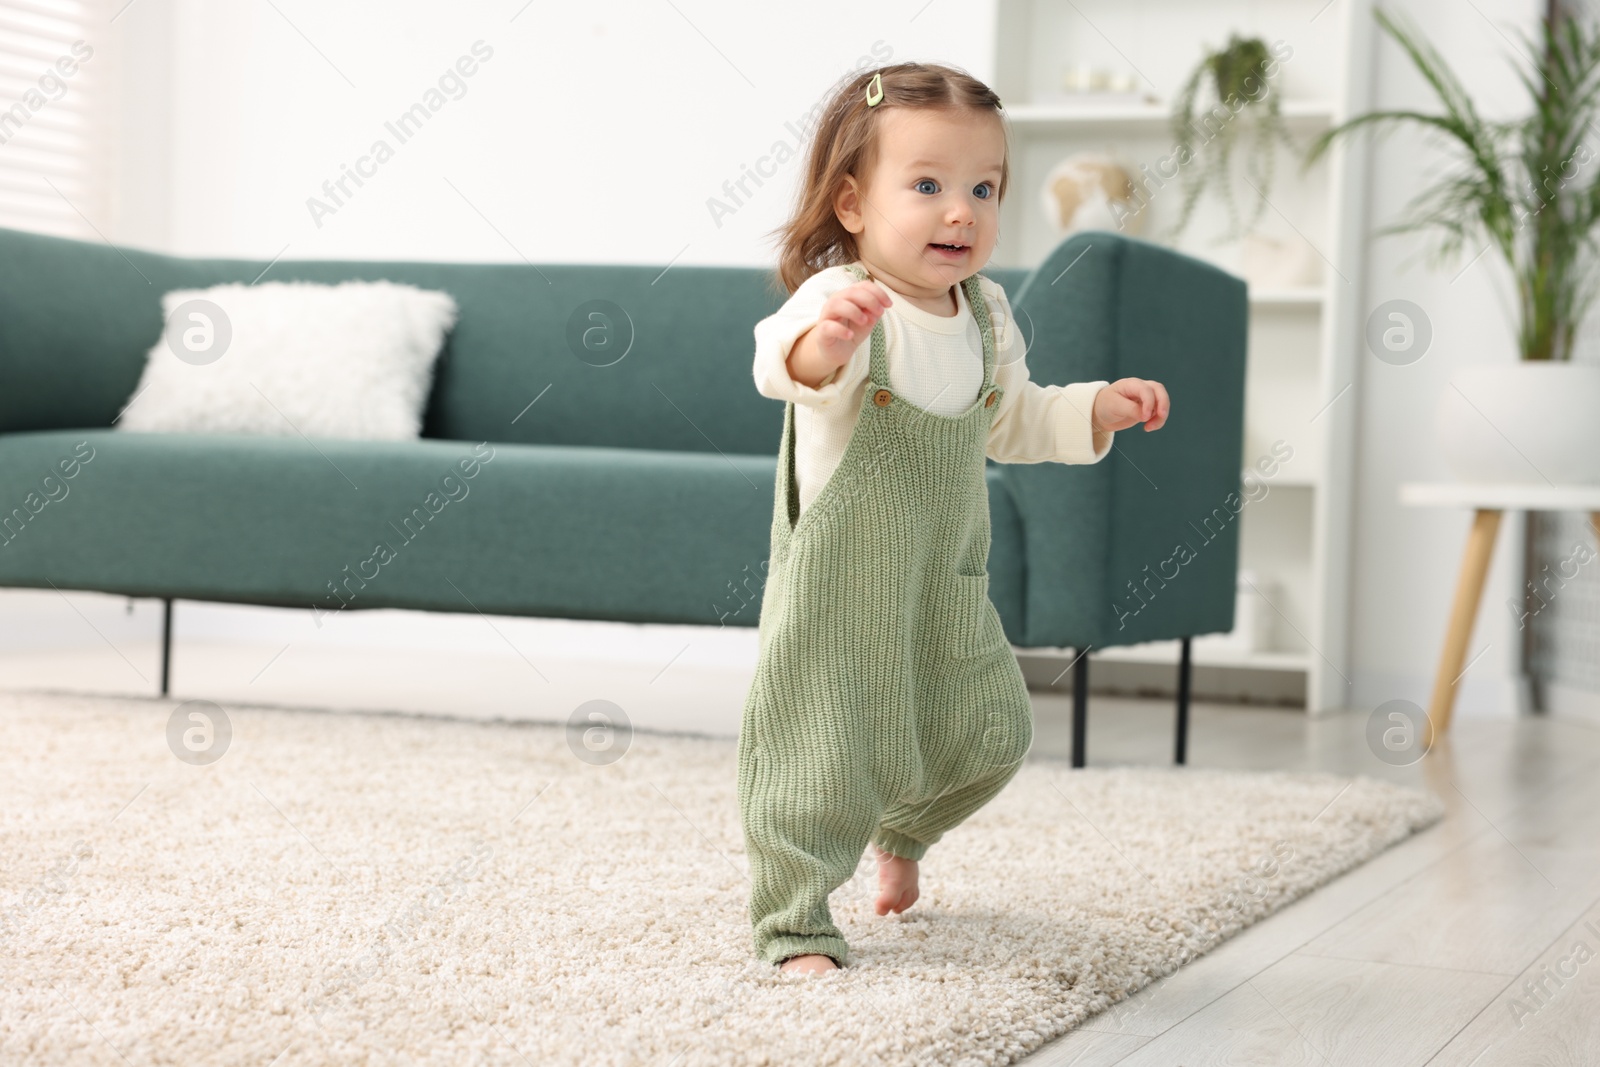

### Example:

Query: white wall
xmin=105 ymin=0 xmax=965 ymax=263
xmin=9 ymin=0 xmax=1574 ymax=721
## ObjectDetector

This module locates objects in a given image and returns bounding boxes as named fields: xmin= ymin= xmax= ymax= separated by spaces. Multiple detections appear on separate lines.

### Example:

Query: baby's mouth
xmin=929 ymin=242 xmax=969 ymax=257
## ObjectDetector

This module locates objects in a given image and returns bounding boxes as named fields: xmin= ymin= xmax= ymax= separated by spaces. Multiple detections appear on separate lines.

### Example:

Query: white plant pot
xmin=1435 ymin=362 xmax=1600 ymax=484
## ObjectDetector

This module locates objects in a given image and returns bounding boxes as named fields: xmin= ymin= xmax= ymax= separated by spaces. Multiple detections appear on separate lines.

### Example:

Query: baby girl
xmin=737 ymin=62 xmax=1170 ymax=974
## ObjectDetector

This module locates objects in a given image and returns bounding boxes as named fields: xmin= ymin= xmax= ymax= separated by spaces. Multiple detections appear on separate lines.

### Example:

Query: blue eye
xmin=916 ymin=178 xmax=995 ymax=199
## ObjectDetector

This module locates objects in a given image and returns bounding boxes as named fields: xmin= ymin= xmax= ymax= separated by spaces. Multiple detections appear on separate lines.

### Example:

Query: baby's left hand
xmin=1092 ymin=377 xmax=1170 ymax=434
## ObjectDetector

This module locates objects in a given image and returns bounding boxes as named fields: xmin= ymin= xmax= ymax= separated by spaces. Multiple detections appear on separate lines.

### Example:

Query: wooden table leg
xmin=1426 ymin=508 xmax=1502 ymax=735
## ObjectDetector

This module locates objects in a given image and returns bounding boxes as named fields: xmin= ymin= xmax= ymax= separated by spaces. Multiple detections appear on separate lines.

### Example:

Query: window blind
xmin=0 ymin=0 xmax=107 ymax=238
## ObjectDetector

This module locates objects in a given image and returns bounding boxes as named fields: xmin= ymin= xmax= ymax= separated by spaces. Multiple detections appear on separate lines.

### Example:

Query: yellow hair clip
xmin=865 ymin=71 xmax=883 ymax=107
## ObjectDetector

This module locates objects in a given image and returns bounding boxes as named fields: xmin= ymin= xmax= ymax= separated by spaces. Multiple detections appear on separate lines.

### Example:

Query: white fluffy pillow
xmin=116 ymin=280 xmax=459 ymax=440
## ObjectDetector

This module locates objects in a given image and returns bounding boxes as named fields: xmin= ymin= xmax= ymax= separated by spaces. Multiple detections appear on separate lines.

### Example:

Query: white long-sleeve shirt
xmin=753 ymin=263 xmax=1114 ymax=517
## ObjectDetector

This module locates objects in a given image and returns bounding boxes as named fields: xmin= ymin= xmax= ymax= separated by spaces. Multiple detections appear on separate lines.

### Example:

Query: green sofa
xmin=0 ymin=225 xmax=1246 ymax=762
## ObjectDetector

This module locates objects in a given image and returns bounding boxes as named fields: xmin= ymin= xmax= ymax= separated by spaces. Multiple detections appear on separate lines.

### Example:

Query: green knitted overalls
xmin=737 ymin=263 xmax=1035 ymax=968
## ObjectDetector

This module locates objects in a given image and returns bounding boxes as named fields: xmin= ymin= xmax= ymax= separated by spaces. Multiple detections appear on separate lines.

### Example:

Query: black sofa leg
xmin=160 ymin=598 xmax=173 ymax=697
xmin=1071 ymin=647 xmax=1088 ymax=769
xmin=1175 ymin=635 xmax=1191 ymax=765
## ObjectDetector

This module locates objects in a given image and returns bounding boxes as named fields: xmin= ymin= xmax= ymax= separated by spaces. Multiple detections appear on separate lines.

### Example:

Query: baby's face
xmin=849 ymin=107 xmax=1004 ymax=297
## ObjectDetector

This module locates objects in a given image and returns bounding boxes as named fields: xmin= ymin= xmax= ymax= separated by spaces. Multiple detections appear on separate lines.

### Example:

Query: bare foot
xmin=779 ymin=953 xmax=840 ymax=974
xmin=874 ymin=845 xmax=920 ymax=915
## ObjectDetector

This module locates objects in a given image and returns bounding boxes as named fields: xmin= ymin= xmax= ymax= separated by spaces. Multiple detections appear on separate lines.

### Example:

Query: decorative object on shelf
xmin=1238 ymin=232 xmax=1322 ymax=289
xmin=1166 ymin=34 xmax=1298 ymax=244
xmin=1305 ymin=4 xmax=1600 ymax=485
xmin=1041 ymin=153 xmax=1142 ymax=237
xmin=1057 ymin=64 xmax=1146 ymax=105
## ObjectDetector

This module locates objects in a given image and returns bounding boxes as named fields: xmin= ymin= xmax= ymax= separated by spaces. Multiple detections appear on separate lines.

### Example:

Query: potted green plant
xmin=1166 ymin=34 xmax=1299 ymax=247
xmin=1304 ymin=4 xmax=1600 ymax=484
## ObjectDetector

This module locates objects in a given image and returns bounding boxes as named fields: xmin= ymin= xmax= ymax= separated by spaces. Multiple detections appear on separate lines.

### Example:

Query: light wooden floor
xmin=1022 ymin=690 xmax=1600 ymax=1066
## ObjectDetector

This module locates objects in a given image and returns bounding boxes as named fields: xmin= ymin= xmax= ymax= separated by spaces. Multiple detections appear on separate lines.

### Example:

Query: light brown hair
xmin=766 ymin=62 xmax=1008 ymax=297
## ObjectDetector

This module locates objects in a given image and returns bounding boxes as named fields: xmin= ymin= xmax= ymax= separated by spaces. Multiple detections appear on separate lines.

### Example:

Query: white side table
xmin=1399 ymin=482 xmax=1600 ymax=733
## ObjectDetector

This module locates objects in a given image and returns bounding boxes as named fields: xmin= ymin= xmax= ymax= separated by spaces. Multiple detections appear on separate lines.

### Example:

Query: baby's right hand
xmin=811 ymin=280 xmax=892 ymax=370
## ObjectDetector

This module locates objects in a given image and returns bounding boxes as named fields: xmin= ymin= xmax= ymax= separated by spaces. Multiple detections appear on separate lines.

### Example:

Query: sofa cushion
xmin=117 ymin=280 xmax=458 ymax=440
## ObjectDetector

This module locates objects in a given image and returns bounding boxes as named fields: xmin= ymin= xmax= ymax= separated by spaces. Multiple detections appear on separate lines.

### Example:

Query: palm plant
xmin=1304 ymin=4 xmax=1600 ymax=362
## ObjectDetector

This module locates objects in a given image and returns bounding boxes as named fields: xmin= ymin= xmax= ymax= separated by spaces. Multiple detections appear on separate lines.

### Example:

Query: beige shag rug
xmin=0 ymin=689 xmax=1445 ymax=1066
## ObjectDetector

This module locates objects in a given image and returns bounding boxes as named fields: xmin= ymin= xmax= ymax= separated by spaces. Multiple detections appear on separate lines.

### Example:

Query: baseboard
xmin=1016 ymin=652 xmax=1307 ymax=708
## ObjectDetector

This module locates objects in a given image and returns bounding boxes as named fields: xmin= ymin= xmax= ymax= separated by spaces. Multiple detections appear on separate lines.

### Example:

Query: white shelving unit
xmin=992 ymin=0 xmax=1375 ymax=713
